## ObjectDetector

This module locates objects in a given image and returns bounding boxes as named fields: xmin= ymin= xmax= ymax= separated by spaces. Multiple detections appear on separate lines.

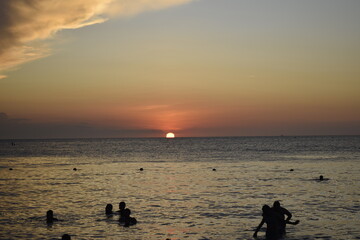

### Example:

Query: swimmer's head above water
xmin=105 ymin=204 xmax=113 ymax=214
xmin=119 ymin=201 xmax=126 ymax=211
xmin=273 ymin=200 xmax=281 ymax=208
xmin=46 ymin=210 xmax=58 ymax=223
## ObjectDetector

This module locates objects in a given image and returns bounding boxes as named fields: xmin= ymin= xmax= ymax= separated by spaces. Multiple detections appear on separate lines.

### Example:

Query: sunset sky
xmin=1 ymin=0 xmax=359 ymax=139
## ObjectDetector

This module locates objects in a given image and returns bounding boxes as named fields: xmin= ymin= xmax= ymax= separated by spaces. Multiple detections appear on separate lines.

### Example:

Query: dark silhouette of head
xmin=262 ymin=205 xmax=271 ymax=216
xmin=273 ymin=201 xmax=281 ymax=208
xmin=62 ymin=234 xmax=71 ymax=240
xmin=47 ymin=210 xmax=54 ymax=220
xmin=9 ymin=168 xmax=13 ymax=170
xmin=212 ymin=168 xmax=216 ymax=171
xmin=319 ymin=175 xmax=324 ymax=181
xmin=73 ymin=168 xmax=77 ymax=171
xmin=139 ymin=168 xmax=144 ymax=171
xmin=119 ymin=201 xmax=126 ymax=211
xmin=105 ymin=204 xmax=113 ymax=214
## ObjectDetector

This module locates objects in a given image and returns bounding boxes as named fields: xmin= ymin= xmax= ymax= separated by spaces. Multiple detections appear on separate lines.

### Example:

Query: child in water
xmin=105 ymin=204 xmax=113 ymax=215
xmin=122 ymin=208 xmax=137 ymax=227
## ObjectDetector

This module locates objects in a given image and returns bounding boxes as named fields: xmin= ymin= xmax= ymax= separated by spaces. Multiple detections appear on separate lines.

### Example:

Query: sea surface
xmin=0 ymin=136 xmax=359 ymax=240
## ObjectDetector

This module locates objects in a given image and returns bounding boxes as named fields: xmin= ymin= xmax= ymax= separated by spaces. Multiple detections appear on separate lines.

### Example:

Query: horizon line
xmin=1 ymin=134 xmax=359 ymax=141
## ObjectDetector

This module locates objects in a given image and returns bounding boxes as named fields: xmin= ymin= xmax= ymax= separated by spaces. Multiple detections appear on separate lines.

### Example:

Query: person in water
xmin=318 ymin=175 xmax=330 ymax=181
xmin=272 ymin=201 xmax=297 ymax=235
xmin=117 ymin=201 xmax=126 ymax=221
xmin=122 ymin=208 xmax=137 ymax=227
xmin=253 ymin=205 xmax=282 ymax=240
xmin=46 ymin=210 xmax=58 ymax=224
xmin=61 ymin=234 xmax=71 ymax=240
xmin=105 ymin=204 xmax=113 ymax=215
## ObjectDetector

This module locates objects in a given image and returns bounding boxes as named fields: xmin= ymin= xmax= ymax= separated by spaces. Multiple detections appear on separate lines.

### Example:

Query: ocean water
xmin=0 ymin=136 xmax=359 ymax=240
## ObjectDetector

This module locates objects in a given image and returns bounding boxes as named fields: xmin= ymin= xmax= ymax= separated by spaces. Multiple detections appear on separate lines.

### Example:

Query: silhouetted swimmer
xmin=9 ymin=168 xmax=13 ymax=170
xmin=46 ymin=210 xmax=58 ymax=224
xmin=122 ymin=208 xmax=137 ymax=227
xmin=253 ymin=205 xmax=282 ymax=240
xmin=272 ymin=201 xmax=299 ymax=235
xmin=105 ymin=204 xmax=113 ymax=215
xmin=117 ymin=201 xmax=126 ymax=221
xmin=318 ymin=175 xmax=329 ymax=181
xmin=139 ymin=168 xmax=144 ymax=171
xmin=73 ymin=168 xmax=77 ymax=171
xmin=212 ymin=168 xmax=216 ymax=171
xmin=62 ymin=234 xmax=71 ymax=240
xmin=290 ymin=169 xmax=294 ymax=171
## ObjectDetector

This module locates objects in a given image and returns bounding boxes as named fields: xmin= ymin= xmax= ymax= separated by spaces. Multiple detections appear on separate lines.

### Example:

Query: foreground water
xmin=0 ymin=136 xmax=359 ymax=240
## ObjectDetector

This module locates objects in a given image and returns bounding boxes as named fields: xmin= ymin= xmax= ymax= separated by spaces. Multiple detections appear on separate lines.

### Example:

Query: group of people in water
xmin=253 ymin=201 xmax=299 ymax=240
xmin=37 ymin=166 xmax=329 ymax=240
xmin=46 ymin=201 xmax=136 ymax=239
xmin=47 ymin=200 xmax=297 ymax=240
xmin=105 ymin=201 xmax=137 ymax=227
xmin=43 ymin=165 xmax=313 ymax=240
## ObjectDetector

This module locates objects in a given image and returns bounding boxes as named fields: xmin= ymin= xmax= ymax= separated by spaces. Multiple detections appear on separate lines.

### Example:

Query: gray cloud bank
xmin=1 ymin=112 xmax=359 ymax=139
xmin=0 ymin=113 xmax=162 ymax=139
xmin=0 ymin=0 xmax=194 ymax=78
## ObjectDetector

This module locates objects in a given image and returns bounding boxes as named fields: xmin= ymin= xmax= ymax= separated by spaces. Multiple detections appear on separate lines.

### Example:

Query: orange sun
xmin=166 ymin=132 xmax=175 ymax=138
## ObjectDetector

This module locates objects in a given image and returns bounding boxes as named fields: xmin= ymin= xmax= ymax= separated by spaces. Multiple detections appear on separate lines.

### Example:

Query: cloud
xmin=0 ymin=0 xmax=195 ymax=77
xmin=0 ymin=112 xmax=163 ymax=139
xmin=105 ymin=0 xmax=194 ymax=16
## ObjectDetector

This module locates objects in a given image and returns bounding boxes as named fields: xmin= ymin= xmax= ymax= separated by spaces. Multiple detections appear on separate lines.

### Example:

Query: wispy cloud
xmin=105 ymin=0 xmax=194 ymax=16
xmin=137 ymin=105 xmax=170 ymax=110
xmin=0 ymin=0 xmax=195 ymax=77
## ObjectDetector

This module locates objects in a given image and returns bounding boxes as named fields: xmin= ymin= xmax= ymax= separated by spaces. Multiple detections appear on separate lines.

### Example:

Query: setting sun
xmin=166 ymin=132 xmax=175 ymax=138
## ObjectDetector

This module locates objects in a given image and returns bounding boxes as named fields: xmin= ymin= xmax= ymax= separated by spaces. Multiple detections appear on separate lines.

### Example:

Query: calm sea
xmin=0 ymin=136 xmax=359 ymax=240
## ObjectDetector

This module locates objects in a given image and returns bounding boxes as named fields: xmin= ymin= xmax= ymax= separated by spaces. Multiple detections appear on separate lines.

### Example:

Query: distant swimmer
xmin=253 ymin=205 xmax=282 ymax=240
xmin=139 ymin=168 xmax=144 ymax=171
xmin=213 ymin=168 xmax=216 ymax=171
xmin=62 ymin=234 xmax=71 ymax=240
xmin=46 ymin=210 xmax=58 ymax=224
xmin=73 ymin=168 xmax=77 ymax=171
xmin=272 ymin=201 xmax=299 ymax=235
xmin=318 ymin=175 xmax=329 ymax=181
xmin=9 ymin=168 xmax=13 ymax=170
xmin=290 ymin=169 xmax=294 ymax=171
xmin=105 ymin=204 xmax=113 ymax=215
xmin=122 ymin=208 xmax=137 ymax=227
